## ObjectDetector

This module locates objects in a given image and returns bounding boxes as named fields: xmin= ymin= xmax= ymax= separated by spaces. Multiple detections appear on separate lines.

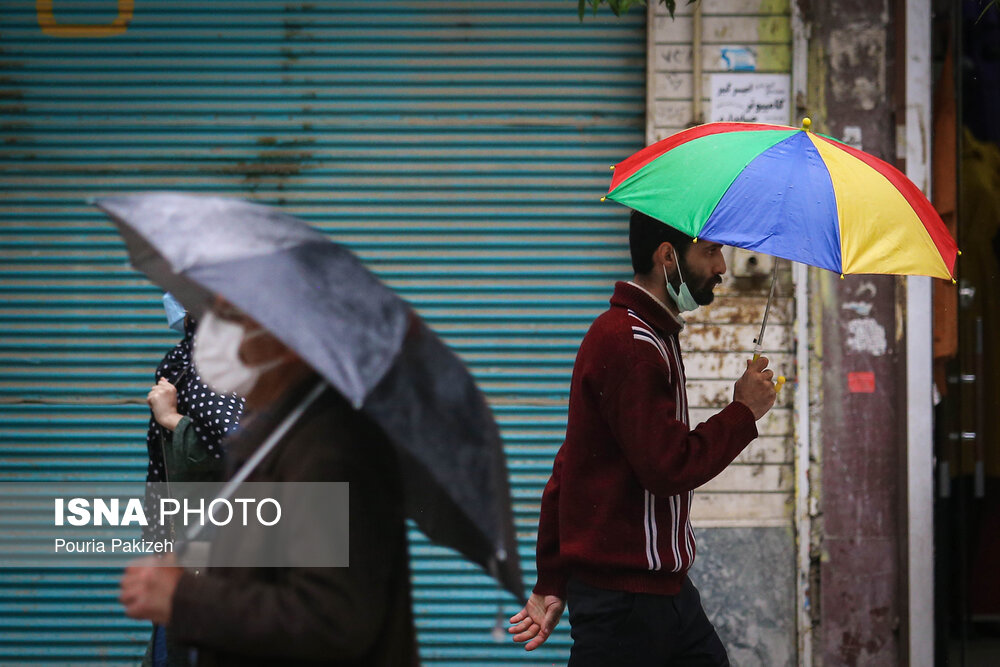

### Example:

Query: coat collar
xmin=610 ymin=281 xmax=684 ymax=336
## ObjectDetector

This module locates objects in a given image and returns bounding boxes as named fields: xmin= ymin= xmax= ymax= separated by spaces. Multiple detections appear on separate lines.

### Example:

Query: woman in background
xmin=142 ymin=293 xmax=245 ymax=667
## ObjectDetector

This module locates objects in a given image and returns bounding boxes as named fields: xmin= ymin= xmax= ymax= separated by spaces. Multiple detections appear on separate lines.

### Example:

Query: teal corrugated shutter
xmin=0 ymin=1 xmax=645 ymax=664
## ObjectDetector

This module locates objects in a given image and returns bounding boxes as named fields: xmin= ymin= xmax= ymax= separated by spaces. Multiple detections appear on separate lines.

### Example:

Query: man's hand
xmin=147 ymin=378 xmax=182 ymax=431
xmin=733 ymin=356 xmax=777 ymax=420
xmin=119 ymin=555 xmax=183 ymax=625
xmin=508 ymin=593 xmax=565 ymax=651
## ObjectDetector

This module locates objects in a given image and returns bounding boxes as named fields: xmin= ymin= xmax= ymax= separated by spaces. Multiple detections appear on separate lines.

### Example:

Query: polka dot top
xmin=144 ymin=316 xmax=245 ymax=539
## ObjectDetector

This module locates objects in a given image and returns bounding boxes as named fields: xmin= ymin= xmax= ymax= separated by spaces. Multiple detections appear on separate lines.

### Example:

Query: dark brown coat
xmin=169 ymin=377 xmax=418 ymax=666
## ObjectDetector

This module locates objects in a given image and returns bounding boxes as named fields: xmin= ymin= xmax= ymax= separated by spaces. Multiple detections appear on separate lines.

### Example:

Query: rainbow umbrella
xmin=604 ymin=119 xmax=959 ymax=361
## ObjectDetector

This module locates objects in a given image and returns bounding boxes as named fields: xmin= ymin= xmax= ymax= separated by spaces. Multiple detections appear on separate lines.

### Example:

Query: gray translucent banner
xmin=0 ymin=482 xmax=348 ymax=568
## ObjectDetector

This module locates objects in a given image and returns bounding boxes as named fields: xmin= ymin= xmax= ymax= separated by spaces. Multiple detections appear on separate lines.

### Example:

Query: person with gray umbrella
xmin=97 ymin=193 xmax=521 ymax=598
xmin=100 ymin=193 xmax=522 ymax=663
xmin=120 ymin=297 xmax=418 ymax=666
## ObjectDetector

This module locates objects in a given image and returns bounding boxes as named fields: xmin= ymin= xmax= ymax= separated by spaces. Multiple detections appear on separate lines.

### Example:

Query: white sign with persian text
xmin=709 ymin=74 xmax=791 ymax=125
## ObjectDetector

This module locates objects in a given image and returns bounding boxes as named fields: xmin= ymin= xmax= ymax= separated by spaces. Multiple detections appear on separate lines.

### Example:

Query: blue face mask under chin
xmin=664 ymin=258 xmax=700 ymax=312
xmin=162 ymin=293 xmax=186 ymax=333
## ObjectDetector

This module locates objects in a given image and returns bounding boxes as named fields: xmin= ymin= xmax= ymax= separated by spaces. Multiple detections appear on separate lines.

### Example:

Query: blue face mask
xmin=665 ymin=259 xmax=700 ymax=312
xmin=162 ymin=293 xmax=186 ymax=332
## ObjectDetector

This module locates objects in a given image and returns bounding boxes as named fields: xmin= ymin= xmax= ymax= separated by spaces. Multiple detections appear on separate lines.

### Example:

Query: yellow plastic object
xmin=750 ymin=354 xmax=785 ymax=391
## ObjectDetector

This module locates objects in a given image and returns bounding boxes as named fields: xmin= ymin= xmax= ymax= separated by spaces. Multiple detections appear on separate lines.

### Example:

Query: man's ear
xmin=654 ymin=242 xmax=677 ymax=272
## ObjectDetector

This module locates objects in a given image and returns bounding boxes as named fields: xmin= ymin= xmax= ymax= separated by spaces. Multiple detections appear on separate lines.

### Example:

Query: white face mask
xmin=664 ymin=257 xmax=700 ymax=312
xmin=193 ymin=311 xmax=283 ymax=396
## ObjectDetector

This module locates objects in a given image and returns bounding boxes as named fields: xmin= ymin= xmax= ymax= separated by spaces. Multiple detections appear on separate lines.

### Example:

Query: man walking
xmin=120 ymin=300 xmax=417 ymax=666
xmin=509 ymin=210 xmax=777 ymax=665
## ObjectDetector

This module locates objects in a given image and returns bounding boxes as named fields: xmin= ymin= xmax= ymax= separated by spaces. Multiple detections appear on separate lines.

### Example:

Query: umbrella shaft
xmin=181 ymin=380 xmax=328 ymax=544
xmin=754 ymin=259 xmax=781 ymax=356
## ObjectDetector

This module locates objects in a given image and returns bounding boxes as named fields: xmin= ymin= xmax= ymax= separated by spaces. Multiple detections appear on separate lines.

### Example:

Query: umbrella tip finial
xmin=600 ymin=196 xmax=607 ymax=202
xmin=693 ymin=237 xmax=698 ymax=243
xmin=840 ymin=273 xmax=845 ymax=280
xmin=802 ymin=117 xmax=812 ymax=131
xmin=952 ymin=278 xmax=957 ymax=284
xmin=609 ymin=165 xmax=615 ymax=171
xmin=957 ymin=249 xmax=962 ymax=256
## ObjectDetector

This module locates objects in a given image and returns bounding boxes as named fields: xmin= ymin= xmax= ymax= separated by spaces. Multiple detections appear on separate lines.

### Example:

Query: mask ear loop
xmin=664 ymin=251 xmax=685 ymax=289
xmin=241 ymin=326 xmax=269 ymax=341
xmin=240 ymin=327 xmax=294 ymax=373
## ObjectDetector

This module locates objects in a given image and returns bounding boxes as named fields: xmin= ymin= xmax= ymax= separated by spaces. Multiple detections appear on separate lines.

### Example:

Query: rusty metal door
xmin=0 ymin=1 xmax=646 ymax=664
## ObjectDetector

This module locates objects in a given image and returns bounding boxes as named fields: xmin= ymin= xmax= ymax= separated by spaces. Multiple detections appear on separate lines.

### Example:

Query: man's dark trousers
xmin=566 ymin=576 xmax=730 ymax=667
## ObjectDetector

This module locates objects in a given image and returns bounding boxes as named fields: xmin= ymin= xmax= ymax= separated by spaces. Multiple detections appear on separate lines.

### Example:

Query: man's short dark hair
xmin=629 ymin=210 xmax=693 ymax=274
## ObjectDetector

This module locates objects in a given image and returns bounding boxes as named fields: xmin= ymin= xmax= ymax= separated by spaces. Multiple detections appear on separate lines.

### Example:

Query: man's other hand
xmin=508 ymin=593 xmax=565 ymax=651
xmin=733 ymin=356 xmax=777 ymax=420
xmin=119 ymin=555 xmax=183 ymax=625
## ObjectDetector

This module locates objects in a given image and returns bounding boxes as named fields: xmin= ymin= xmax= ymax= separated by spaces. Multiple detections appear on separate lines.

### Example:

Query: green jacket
xmin=142 ymin=417 xmax=225 ymax=667
xmin=160 ymin=416 xmax=224 ymax=484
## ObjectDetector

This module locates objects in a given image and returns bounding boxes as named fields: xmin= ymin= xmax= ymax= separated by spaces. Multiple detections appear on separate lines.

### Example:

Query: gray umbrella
xmin=95 ymin=192 xmax=523 ymax=600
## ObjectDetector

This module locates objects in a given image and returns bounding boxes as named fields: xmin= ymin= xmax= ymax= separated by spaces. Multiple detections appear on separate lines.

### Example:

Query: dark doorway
xmin=933 ymin=0 xmax=1000 ymax=664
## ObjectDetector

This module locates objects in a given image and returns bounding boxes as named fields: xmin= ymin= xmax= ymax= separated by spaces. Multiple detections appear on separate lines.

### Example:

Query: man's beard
xmin=679 ymin=258 xmax=722 ymax=306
